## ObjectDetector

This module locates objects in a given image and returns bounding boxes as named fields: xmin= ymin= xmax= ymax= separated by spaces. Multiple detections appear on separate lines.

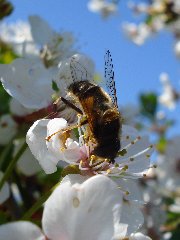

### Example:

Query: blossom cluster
xmin=123 ymin=0 xmax=180 ymax=58
xmin=0 ymin=15 xmax=156 ymax=239
xmin=1 ymin=7 xmax=179 ymax=240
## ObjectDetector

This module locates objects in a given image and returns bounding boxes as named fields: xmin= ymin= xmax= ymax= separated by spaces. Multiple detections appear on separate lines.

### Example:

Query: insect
xmin=47 ymin=50 xmax=122 ymax=163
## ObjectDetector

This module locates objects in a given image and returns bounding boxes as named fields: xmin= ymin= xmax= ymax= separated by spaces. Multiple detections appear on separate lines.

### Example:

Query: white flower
xmin=29 ymin=15 xmax=76 ymax=66
xmin=26 ymin=118 xmax=68 ymax=174
xmin=28 ymin=15 xmax=55 ymax=47
xmin=0 ymin=175 xmax=150 ymax=239
xmin=168 ymin=197 xmax=180 ymax=213
xmin=27 ymin=116 xmax=154 ymax=178
xmin=43 ymin=174 xmax=124 ymax=240
xmin=0 ymin=16 xmax=76 ymax=61
xmin=88 ymin=0 xmax=117 ymax=18
xmin=156 ymin=135 xmax=180 ymax=192
xmin=0 ymin=172 xmax=10 ymax=205
xmin=158 ymin=72 xmax=178 ymax=110
xmin=172 ymin=0 xmax=180 ymax=14
xmin=0 ymin=58 xmax=55 ymax=109
xmin=0 ymin=20 xmax=38 ymax=56
xmin=128 ymin=1 xmax=148 ymax=15
xmin=123 ymin=22 xmax=151 ymax=45
xmin=0 ymin=221 xmax=45 ymax=240
xmin=0 ymin=114 xmax=17 ymax=145
xmin=174 ymin=40 xmax=180 ymax=58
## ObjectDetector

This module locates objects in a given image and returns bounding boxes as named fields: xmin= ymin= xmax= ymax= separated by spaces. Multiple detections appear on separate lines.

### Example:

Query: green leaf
xmin=139 ymin=92 xmax=158 ymax=119
xmin=0 ymin=142 xmax=27 ymax=191
xmin=0 ymin=84 xmax=11 ymax=115
xmin=52 ymin=80 xmax=60 ymax=92
xmin=0 ymin=211 xmax=8 ymax=224
xmin=156 ymin=137 xmax=167 ymax=154
xmin=0 ymin=40 xmax=18 ymax=64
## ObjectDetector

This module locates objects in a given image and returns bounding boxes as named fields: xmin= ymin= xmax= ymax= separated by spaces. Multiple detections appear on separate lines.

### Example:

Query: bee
xmin=47 ymin=50 xmax=122 ymax=163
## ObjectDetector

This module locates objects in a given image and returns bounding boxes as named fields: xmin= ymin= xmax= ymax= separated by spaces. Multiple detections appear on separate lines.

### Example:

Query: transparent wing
xmin=70 ymin=55 xmax=93 ymax=83
xmin=104 ymin=50 xmax=118 ymax=108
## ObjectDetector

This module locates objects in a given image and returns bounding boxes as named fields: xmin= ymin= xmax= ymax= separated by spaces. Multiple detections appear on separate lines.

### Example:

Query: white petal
xmin=0 ymin=21 xmax=32 ymax=44
xmin=46 ymin=118 xmax=83 ymax=164
xmin=63 ymin=138 xmax=83 ymax=163
xmin=0 ymin=58 xmax=54 ymax=109
xmin=10 ymin=98 xmax=34 ymax=117
xmin=42 ymin=174 xmax=123 ymax=240
xmin=55 ymin=53 xmax=95 ymax=90
xmin=121 ymin=125 xmax=139 ymax=148
xmin=121 ymin=201 xmax=144 ymax=235
xmin=46 ymin=118 xmax=69 ymax=159
xmin=0 ymin=221 xmax=45 ymax=240
xmin=0 ymin=114 xmax=17 ymax=145
xmin=0 ymin=172 xmax=10 ymax=204
xmin=0 ymin=20 xmax=38 ymax=56
xmin=117 ymin=126 xmax=154 ymax=175
xmin=15 ymin=139 xmax=41 ymax=176
xmin=121 ymin=144 xmax=154 ymax=174
xmin=115 ymin=178 xmax=143 ymax=202
xmin=26 ymin=119 xmax=58 ymax=174
xmin=130 ymin=232 xmax=152 ymax=240
xmin=29 ymin=15 xmax=55 ymax=46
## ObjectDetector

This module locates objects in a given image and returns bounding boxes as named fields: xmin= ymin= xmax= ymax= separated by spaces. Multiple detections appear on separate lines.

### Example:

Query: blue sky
xmin=4 ymin=0 xmax=180 ymax=135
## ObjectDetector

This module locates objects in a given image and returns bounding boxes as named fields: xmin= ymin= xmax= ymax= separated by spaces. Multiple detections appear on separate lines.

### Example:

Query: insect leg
xmin=46 ymin=118 xmax=88 ymax=141
xmin=60 ymin=97 xmax=83 ymax=115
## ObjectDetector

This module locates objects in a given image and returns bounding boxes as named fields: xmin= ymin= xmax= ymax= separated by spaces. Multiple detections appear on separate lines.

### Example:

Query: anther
xmin=90 ymin=155 xmax=96 ymax=160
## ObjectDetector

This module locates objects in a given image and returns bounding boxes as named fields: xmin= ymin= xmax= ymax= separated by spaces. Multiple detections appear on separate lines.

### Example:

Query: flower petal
xmin=0 ymin=58 xmax=54 ymax=109
xmin=14 ymin=139 xmax=41 ymax=176
xmin=29 ymin=15 xmax=55 ymax=46
xmin=10 ymin=98 xmax=34 ymax=117
xmin=55 ymin=53 xmax=95 ymax=90
xmin=0 ymin=114 xmax=17 ymax=145
xmin=26 ymin=119 xmax=58 ymax=174
xmin=130 ymin=232 xmax=152 ymax=240
xmin=121 ymin=200 xmax=144 ymax=235
xmin=42 ymin=174 xmax=123 ymax=240
xmin=46 ymin=118 xmax=68 ymax=160
xmin=0 ymin=221 xmax=45 ymax=240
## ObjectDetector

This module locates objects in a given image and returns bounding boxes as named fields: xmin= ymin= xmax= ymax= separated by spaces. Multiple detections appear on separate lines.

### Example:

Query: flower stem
xmin=21 ymin=182 xmax=60 ymax=220
xmin=0 ymin=140 xmax=14 ymax=170
xmin=0 ymin=142 xmax=27 ymax=191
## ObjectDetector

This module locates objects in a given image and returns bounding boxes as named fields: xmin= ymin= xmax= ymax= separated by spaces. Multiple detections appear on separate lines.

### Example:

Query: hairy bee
xmin=67 ymin=50 xmax=121 ymax=163
xmin=47 ymin=51 xmax=121 ymax=163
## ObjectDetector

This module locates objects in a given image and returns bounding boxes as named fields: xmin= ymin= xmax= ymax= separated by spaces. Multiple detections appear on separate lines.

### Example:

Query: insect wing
xmin=104 ymin=50 xmax=118 ymax=108
xmin=70 ymin=55 xmax=93 ymax=83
